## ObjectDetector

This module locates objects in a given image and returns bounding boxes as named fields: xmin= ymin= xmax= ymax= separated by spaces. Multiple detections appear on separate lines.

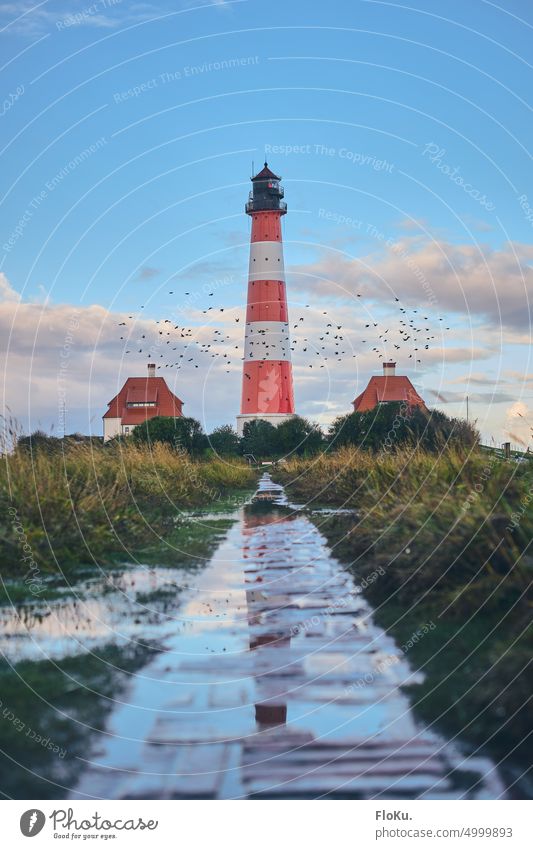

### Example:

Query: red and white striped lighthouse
xmin=236 ymin=162 xmax=296 ymax=435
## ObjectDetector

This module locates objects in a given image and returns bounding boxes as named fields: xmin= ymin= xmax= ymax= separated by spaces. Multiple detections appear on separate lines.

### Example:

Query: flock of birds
xmin=117 ymin=288 xmax=451 ymax=377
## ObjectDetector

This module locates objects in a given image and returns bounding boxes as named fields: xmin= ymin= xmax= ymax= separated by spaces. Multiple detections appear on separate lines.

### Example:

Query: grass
xmin=0 ymin=443 xmax=254 ymax=797
xmin=0 ymin=438 xmax=256 ymax=796
xmin=275 ymin=447 xmax=533 ymax=780
xmin=276 ymin=446 xmax=533 ymax=589
xmin=0 ymin=441 xmax=256 ymax=576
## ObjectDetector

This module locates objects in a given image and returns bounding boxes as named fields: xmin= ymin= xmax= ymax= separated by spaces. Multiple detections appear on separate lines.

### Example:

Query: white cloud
xmin=0 ymin=269 xmax=520 ymax=438
xmin=0 ymin=0 xmax=159 ymax=36
xmin=0 ymin=274 xmax=245 ymax=434
xmin=0 ymin=272 xmax=21 ymax=303
xmin=504 ymin=401 xmax=533 ymax=448
xmin=289 ymin=238 xmax=533 ymax=330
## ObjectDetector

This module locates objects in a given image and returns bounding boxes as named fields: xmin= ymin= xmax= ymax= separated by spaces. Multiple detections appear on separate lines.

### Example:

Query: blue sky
xmin=1 ymin=0 xmax=532 ymax=443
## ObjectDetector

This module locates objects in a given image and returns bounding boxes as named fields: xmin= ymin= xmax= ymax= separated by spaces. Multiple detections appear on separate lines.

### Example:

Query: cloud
xmin=0 ymin=1 xmax=159 ymax=37
xmin=136 ymin=266 xmax=161 ymax=281
xmin=504 ymin=370 xmax=533 ymax=385
xmin=426 ymin=388 xmax=517 ymax=404
xmin=448 ymin=372 xmax=509 ymax=386
xmin=289 ymin=238 xmax=533 ymax=330
xmin=504 ymin=401 xmax=533 ymax=447
xmin=171 ymin=257 xmax=244 ymax=287
xmin=0 ymin=270 xmax=512 ymax=437
xmin=395 ymin=217 xmax=431 ymax=232
xmin=0 ymin=272 xmax=21 ymax=303
xmin=0 ymin=274 xmax=246 ymax=435
xmin=462 ymin=216 xmax=495 ymax=233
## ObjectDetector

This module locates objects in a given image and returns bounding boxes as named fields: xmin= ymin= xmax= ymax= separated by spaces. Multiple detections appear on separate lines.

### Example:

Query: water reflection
xmin=244 ymin=505 xmax=299 ymax=732
xmin=0 ymin=565 xmax=196 ymax=662
xmin=69 ymin=488 xmax=506 ymax=800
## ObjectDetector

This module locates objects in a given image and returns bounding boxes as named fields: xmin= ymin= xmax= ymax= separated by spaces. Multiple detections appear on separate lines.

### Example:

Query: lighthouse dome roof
xmin=251 ymin=162 xmax=281 ymax=181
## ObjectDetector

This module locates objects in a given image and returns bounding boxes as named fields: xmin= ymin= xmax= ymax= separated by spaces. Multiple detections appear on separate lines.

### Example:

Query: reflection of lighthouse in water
xmin=243 ymin=505 xmax=295 ymax=727
xmin=236 ymin=163 xmax=296 ymax=435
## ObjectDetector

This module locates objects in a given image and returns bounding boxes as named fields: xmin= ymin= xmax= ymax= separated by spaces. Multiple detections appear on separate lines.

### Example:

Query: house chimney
xmin=383 ymin=361 xmax=396 ymax=377
xmin=147 ymin=363 xmax=156 ymax=378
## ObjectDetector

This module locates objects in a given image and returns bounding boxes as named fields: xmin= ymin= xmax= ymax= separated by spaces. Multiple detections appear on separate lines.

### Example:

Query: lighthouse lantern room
xmin=236 ymin=163 xmax=296 ymax=435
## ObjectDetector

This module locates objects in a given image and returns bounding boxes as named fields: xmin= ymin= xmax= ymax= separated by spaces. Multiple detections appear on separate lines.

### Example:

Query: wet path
xmin=72 ymin=488 xmax=505 ymax=800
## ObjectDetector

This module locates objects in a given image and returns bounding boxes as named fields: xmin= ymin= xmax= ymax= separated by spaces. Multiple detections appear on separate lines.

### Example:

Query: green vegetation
xmin=121 ymin=414 xmax=325 ymax=461
xmin=138 ymin=516 xmax=235 ymax=568
xmin=131 ymin=414 xmax=207 ymax=455
xmin=0 ymin=641 xmax=157 ymax=799
xmin=0 ymin=421 xmax=252 ymax=797
xmin=0 ymin=437 xmax=255 ymax=576
xmin=120 ymin=414 xmax=325 ymax=461
xmin=329 ymin=402 xmax=479 ymax=452
xmin=207 ymin=424 xmax=241 ymax=457
xmin=276 ymin=447 xmax=533 ymax=771
xmin=241 ymin=415 xmax=324 ymax=459
xmin=205 ymin=404 xmax=477 ymax=461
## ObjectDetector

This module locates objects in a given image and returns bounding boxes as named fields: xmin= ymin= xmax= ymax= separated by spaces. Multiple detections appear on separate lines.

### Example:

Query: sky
xmin=0 ymin=0 xmax=532 ymax=444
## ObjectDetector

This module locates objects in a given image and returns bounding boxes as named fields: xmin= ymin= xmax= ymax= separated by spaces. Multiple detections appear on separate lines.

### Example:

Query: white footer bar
xmin=3 ymin=800 xmax=531 ymax=848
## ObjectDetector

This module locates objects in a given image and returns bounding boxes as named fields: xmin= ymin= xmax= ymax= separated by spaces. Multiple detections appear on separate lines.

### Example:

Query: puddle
xmin=0 ymin=565 xmax=202 ymax=663
xmin=69 ymin=477 xmax=506 ymax=800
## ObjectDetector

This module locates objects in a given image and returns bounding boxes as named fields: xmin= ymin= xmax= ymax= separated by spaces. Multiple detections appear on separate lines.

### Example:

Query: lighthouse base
xmin=236 ymin=413 xmax=295 ymax=437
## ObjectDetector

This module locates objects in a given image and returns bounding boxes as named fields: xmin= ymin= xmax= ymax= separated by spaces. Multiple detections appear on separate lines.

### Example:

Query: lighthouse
xmin=236 ymin=162 xmax=296 ymax=435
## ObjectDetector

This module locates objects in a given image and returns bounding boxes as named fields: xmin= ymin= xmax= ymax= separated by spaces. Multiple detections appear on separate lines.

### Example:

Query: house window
xmin=124 ymin=427 xmax=130 ymax=434
xmin=126 ymin=401 xmax=156 ymax=407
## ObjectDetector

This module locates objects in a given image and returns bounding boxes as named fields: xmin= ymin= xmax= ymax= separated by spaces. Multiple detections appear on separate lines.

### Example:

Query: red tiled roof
xmin=128 ymin=387 xmax=158 ymax=403
xmin=352 ymin=375 xmax=426 ymax=412
xmin=103 ymin=377 xmax=183 ymax=421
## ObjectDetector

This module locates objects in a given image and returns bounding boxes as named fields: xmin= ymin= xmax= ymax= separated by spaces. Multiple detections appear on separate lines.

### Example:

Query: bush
xmin=240 ymin=416 xmax=324 ymax=459
xmin=329 ymin=404 xmax=479 ymax=453
xmin=207 ymin=425 xmax=240 ymax=456
xmin=240 ymin=419 xmax=279 ymax=459
xmin=131 ymin=415 xmax=207 ymax=456
xmin=276 ymin=416 xmax=324 ymax=457
xmin=16 ymin=430 xmax=63 ymax=455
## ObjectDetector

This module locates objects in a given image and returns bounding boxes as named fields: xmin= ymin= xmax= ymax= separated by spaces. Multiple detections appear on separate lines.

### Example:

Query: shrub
xmin=240 ymin=419 xmax=280 ymax=459
xmin=131 ymin=415 xmax=207 ymax=456
xmin=207 ymin=425 xmax=240 ymax=456
xmin=329 ymin=404 xmax=479 ymax=453
xmin=276 ymin=416 xmax=324 ymax=457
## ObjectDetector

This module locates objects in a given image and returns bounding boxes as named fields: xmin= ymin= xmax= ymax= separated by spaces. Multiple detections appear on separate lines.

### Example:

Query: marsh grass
xmin=0 ymin=440 xmax=255 ymax=575
xmin=0 ymin=435 xmax=256 ymax=797
xmin=276 ymin=447 xmax=533 ymax=775
xmin=277 ymin=446 xmax=532 ymax=594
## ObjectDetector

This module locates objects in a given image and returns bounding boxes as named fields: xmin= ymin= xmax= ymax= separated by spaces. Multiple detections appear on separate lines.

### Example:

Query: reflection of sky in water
xmin=0 ymin=565 xmax=204 ymax=663
xmin=64 ymin=490 xmax=504 ymax=801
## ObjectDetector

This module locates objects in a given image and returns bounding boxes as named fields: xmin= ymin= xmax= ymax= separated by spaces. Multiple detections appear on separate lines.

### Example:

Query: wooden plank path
xmin=72 ymin=485 xmax=505 ymax=800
